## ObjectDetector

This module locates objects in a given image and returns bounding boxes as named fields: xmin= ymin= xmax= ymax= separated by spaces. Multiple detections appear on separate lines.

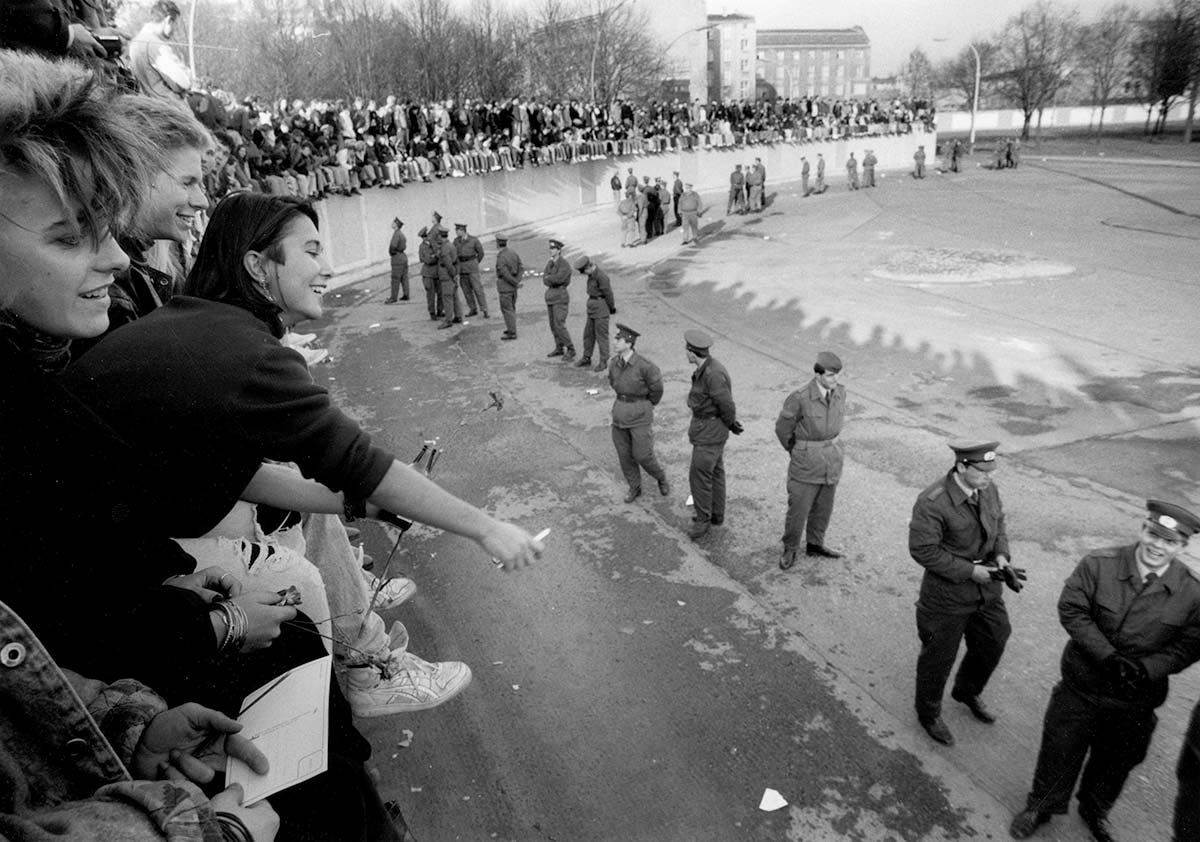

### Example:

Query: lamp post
xmin=933 ymin=38 xmax=980 ymax=152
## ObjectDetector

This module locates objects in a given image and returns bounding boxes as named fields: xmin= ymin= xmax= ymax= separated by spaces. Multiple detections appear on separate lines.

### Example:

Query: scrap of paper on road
xmin=227 ymin=655 xmax=332 ymax=804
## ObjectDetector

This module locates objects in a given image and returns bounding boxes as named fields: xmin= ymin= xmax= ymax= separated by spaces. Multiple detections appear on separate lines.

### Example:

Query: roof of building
xmin=757 ymin=27 xmax=870 ymax=48
xmin=707 ymin=13 xmax=755 ymax=22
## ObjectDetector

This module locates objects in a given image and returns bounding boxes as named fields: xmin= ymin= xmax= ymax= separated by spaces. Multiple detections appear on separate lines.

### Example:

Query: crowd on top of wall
xmin=196 ymin=90 xmax=937 ymax=202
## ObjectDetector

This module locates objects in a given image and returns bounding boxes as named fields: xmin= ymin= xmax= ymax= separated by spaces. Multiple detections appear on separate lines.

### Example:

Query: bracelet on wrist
xmin=216 ymin=811 xmax=253 ymax=842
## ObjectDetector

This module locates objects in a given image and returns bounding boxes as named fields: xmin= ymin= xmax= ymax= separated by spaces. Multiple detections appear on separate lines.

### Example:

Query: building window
xmin=740 ymin=59 xmax=748 ymax=71
xmin=740 ymin=39 xmax=748 ymax=50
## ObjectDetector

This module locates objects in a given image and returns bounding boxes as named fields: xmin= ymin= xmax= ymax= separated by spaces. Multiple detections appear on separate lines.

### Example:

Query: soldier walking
xmin=909 ymin=441 xmax=1014 ymax=747
xmin=1011 ymin=501 xmax=1200 ymax=842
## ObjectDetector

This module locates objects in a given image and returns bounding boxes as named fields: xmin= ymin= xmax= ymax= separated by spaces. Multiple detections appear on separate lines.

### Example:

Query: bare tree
xmin=1132 ymin=0 xmax=1200 ymax=136
xmin=899 ymin=48 xmax=935 ymax=101
xmin=993 ymin=0 xmax=1080 ymax=140
xmin=1077 ymin=3 xmax=1138 ymax=137
xmin=462 ymin=0 xmax=525 ymax=101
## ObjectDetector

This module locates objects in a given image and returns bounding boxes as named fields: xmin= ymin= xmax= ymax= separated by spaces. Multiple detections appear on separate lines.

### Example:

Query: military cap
xmin=950 ymin=440 xmax=1000 ymax=471
xmin=684 ymin=329 xmax=713 ymax=353
xmin=455 ymin=222 xmax=467 ymax=230
xmin=615 ymin=323 xmax=639 ymax=341
xmin=816 ymin=351 xmax=843 ymax=372
xmin=574 ymin=255 xmax=592 ymax=271
xmin=417 ymin=226 xmax=428 ymax=237
xmin=496 ymin=234 xmax=508 ymax=245
xmin=393 ymin=217 xmax=403 ymax=226
xmin=549 ymin=238 xmax=564 ymax=249
xmin=1146 ymin=500 xmax=1200 ymax=541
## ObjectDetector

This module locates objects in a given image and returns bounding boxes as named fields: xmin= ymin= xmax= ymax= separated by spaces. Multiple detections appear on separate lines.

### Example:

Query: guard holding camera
xmin=909 ymin=440 xmax=1016 ymax=748
xmin=1010 ymin=500 xmax=1200 ymax=842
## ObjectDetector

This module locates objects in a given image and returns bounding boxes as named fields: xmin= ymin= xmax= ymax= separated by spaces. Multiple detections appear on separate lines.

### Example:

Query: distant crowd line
xmin=196 ymin=92 xmax=937 ymax=202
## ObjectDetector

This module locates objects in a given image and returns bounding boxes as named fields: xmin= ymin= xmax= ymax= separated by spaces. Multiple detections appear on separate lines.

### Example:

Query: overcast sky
xmin=711 ymin=0 xmax=1163 ymax=73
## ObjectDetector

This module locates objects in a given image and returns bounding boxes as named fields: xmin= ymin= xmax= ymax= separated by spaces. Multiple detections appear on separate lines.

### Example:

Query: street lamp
xmin=933 ymin=38 xmax=980 ymax=152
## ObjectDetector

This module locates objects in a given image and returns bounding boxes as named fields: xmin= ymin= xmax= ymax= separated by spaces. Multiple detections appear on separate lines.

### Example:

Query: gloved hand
xmin=1104 ymin=654 xmax=1149 ymax=697
xmin=729 ymin=420 xmax=744 ymax=435
xmin=988 ymin=566 xmax=1027 ymax=592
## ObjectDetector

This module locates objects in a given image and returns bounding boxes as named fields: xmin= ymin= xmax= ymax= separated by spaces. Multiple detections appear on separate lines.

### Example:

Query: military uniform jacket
xmin=495 ymin=247 xmax=523 ymax=293
xmin=454 ymin=234 xmax=484 ymax=273
xmin=678 ymin=190 xmax=700 ymax=213
xmin=437 ymin=239 xmax=457 ymax=282
xmin=1057 ymin=544 xmax=1200 ymax=710
xmin=608 ymin=352 xmax=663 ymax=429
xmin=729 ymin=170 xmax=745 ymax=190
xmin=774 ymin=378 xmax=845 ymax=484
xmin=687 ymin=356 xmax=736 ymax=445
xmin=543 ymin=256 xmax=571 ymax=304
xmin=419 ymin=239 xmax=439 ymax=279
xmin=584 ymin=267 xmax=615 ymax=317
xmin=388 ymin=229 xmax=407 ymax=265
xmin=909 ymin=471 xmax=1009 ymax=614
xmin=863 ymin=152 xmax=877 ymax=170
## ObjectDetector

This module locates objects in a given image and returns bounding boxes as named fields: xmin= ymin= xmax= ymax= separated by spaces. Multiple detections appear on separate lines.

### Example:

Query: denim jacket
xmin=0 ymin=600 xmax=220 ymax=841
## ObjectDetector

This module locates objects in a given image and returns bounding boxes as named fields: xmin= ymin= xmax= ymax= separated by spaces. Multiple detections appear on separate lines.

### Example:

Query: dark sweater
xmin=64 ymin=296 xmax=394 ymax=538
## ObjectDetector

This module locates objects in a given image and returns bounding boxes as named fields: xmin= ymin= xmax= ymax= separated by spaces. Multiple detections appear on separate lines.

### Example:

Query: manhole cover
xmin=871 ymin=248 xmax=1073 ymax=284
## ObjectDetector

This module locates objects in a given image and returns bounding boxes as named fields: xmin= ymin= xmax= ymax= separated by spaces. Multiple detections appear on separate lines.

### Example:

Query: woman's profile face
xmin=0 ymin=172 xmax=128 ymax=339
xmin=263 ymin=214 xmax=331 ymax=327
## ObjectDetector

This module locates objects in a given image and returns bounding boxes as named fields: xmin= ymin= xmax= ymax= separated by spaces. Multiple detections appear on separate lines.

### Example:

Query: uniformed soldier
xmin=542 ymin=238 xmax=574 ymax=360
xmin=909 ymin=440 xmax=1013 ymax=747
xmin=608 ymin=323 xmax=668 ymax=503
xmin=815 ymin=153 xmax=826 ymax=193
xmin=495 ymin=234 xmax=522 ymax=340
xmin=385 ymin=217 xmax=409 ymax=303
xmin=417 ymin=226 xmax=442 ymax=320
xmin=454 ymin=222 xmax=487 ymax=318
xmin=801 ymin=156 xmax=811 ymax=197
xmin=845 ymin=153 xmax=859 ymax=190
xmin=685 ymin=330 xmax=742 ymax=539
xmin=913 ymin=145 xmax=926 ymax=179
xmin=678 ymin=182 xmax=702 ymax=244
xmin=435 ymin=227 xmax=462 ymax=329
xmin=1011 ymin=501 xmax=1200 ymax=842
xmin=862 ymin=149 xmax=877 ymax=187
xmin=672 ymin=171 xmax=684 ymax=227
xmin=574 ymin=255 xmax=615 ymax=371
xmin=775 ymin=351 xmax=846 ymax=570
xmin=726 ymin=164 xmax=746 ymax=215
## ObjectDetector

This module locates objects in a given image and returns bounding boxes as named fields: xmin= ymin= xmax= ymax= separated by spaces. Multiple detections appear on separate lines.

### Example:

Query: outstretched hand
xmin=479 ymin=520 xmax=545 ymax=571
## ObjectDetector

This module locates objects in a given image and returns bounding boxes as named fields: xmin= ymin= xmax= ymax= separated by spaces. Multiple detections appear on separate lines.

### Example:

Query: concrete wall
xmin=938 ymin=101 xmax=1191 ymax=134
xmin=320 ymin=128 xmax=934 ymax=288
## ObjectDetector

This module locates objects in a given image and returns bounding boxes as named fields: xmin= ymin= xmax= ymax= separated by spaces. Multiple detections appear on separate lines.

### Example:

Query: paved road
xmin=310 ymin=156 xmax=1199 ymax=842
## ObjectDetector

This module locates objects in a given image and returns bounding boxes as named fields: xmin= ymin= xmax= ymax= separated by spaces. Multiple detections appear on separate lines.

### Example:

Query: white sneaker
xmin=300 ymin=347 xmax=328 ymax=366
xmin=347 ymin=652 xmax=472 ymax=716
xmin=363 ymin=570 xmax=416 ymax=610
xmin=283 ymin=331 xmax=317 ymax=347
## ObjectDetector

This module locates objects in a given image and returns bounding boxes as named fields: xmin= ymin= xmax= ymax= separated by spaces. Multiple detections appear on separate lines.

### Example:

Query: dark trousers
xmin=546 ymin=302 xmax=573 ymax=352
xmin=421 ymin=275 xmax=439 ymax=317
xmin=1174 ymin=701 xmax=1200 ymax=840
xmin=689 ymin=443 xmax=726 ymax=525
xmin=1026 ymin=682 xmax=1157 ymax=817
xmin=914 ymin=599 xmax=1010 ymax=721
xmin=499 ymin=290 xmax=517 ymax=335
xmin=801 ymin=173 xmax=810 ymax=196
xmin=460 ymin=271 xmax=487 ymax=314
xmin=389 ymin=260 xmax=409 ymax=300
xmin=182 ymin=616 xmax=403 ymax=842
xmin=673 ymin=195 xmax=681 ymax=226
xmin=613 ymin=424 xmax=665 ymax=491
xmin=864 ymin=167 xmax=876 ymax=187
xmin=439 ymin=278 xmax=462 ymax=325
xmin=581 ymin=311 xmax=610 ymax=362
xmin=782 ymin=478 xmax=837 ymax=551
